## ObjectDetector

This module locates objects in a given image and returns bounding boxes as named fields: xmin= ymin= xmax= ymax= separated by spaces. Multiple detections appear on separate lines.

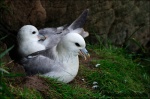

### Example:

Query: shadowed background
xmin=0 ymin=0 xmax=150 ymax=53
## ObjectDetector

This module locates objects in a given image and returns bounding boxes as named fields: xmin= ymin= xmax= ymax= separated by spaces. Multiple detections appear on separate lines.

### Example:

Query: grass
xmin=0 ymin=42 xmax=150 ymax=98
xmin=83 ymin=44 xmax=150 ymax=98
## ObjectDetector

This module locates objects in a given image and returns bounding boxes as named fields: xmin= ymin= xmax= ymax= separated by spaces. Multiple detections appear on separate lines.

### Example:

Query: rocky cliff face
xmin=0 ymin=0 xmax=150 ymax=53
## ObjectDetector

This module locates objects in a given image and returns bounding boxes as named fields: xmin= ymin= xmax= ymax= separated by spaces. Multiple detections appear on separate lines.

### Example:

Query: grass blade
xmin=0 ymin=68 xmax=9 ymax=74
xmin=0 ymin=35 xmax=8 ymax=41
xmin=0 ymin=45 xmax=14 ymax=59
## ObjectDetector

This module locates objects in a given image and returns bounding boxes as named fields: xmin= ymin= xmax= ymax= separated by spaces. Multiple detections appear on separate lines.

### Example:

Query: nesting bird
xmin=17 ymin=9 xmax=90 ymax=83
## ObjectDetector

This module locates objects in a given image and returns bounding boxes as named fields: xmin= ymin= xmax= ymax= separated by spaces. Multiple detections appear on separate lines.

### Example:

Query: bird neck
xmin=19 ymin=39 xmax=45 ymax=56
xmin=56 ymin=42 xmax=78 ymax=63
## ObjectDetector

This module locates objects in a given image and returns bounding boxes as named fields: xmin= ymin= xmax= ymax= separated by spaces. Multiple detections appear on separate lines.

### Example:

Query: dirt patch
xmin=22 ymin=75 xmax=49 ymax=94
xmin=7 ymin=63 xmax=49 ymax=95
xmin=79 ymin=49 xmax=102 ymax=69
xmin=69 ymin=75 xmax=92 ymax=89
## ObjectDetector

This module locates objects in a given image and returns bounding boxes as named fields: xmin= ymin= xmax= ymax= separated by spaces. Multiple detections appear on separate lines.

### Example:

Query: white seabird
xmin=17 ymin=25 xmax=46 ymax=57
xmin=20 ymin=29 xmax=88 ymax=83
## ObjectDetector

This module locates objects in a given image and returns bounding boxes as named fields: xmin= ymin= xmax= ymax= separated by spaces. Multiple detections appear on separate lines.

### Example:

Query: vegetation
xmin=0 ymin=36 xmax=150 ymax=98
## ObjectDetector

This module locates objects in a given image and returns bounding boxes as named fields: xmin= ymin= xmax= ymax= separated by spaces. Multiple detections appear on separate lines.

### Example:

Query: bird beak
xmin=79 ymin=48 xmax=90 ymax=60
xmin=38 ymin=34 xmax=46 ymax=41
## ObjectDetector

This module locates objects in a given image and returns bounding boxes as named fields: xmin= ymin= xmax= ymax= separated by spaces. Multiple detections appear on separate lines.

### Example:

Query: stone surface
xmin=0 ymin=0 xmax=149 ymax=53
xmin=1 ymin=0 xmax=46 ymax=31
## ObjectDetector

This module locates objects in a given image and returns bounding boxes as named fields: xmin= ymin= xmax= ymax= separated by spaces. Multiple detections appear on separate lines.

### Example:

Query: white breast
xmin=44 ymin=54 xmax=79 ymax=83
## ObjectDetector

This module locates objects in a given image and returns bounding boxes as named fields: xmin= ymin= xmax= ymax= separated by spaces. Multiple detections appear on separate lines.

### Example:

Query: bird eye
xmin=75 ymin=43 xmax=80 ymax=47
xmin=32 ymin=31 xmax=36 ymax=34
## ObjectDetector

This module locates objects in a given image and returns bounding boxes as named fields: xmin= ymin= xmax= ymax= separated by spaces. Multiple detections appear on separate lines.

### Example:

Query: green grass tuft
xmin=83 ymin=44 xmax=150 ymax=98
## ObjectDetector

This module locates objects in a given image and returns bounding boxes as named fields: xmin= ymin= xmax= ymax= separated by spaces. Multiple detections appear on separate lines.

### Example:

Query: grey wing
xmin=68 ymin=9 xmax=89 ymax=30
xmin=67 ymin=9 xmax=89 ymax=38
xmin=39 ymin=28 xmax=63 ymax=48
xmin=20 ymin=55 xmax=63 ymax=76
xmin=39 ymin=26 xmax=67 ymax=37
xmin=27 ymin=48 xmax=55 ymax=59
xmin=39 ymin=28 xmax=62 ymax=36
